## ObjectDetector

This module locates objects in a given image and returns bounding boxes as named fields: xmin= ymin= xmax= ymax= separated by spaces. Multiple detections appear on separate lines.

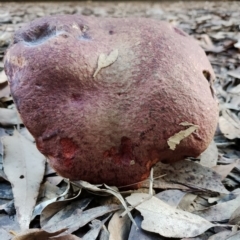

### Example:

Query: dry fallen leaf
xmin=154 ymin=160 xmax=229 ymax=194
xmin=126 ymin=193 xmax=214 ymax=238
xmin=178 ymin=193 xmax=198 ymax=212
xmin=32 ymin=181 xmax=78 ymax=220
xmin=225 ymin=230 xmax=240 ymax=240
xmin=128 ymin=214 xmax=163 ymax=240
xmin=207 ymin=230 xmax=233 ymax=240
xmin=167 ymin=122 xmax=199 ymax=150
xmin=0 ymin=108 xmax=22 ymax=126
xmin=40 ymin=197 xmax=91 ymax=228
xmin=42 ymin=204 xmax=120 ymax=234
xmin=229 ymin=205 xmax=240 ymax=225
xmin=0 ymin=228 xmax=13 ymax=240
xmin=2 ymin=130 xmax=46 ymax=230
xmin=12 ymin=228 xmax=67 ymax=240
xmin=141 ymin=178 xmax=190 ymax=190
xmin=219 ymin=109 xmax=240 ymax=139
xmin=200 ymin=140 xmax=218 ymax=168
xmin=51 ymin=234 xmax=81 ymax=240
xmin=83 ymin=215 xmax=110 ymax=240
xmin=227 ymin=69 xmax=240 ymax=80
xmin=0 ymin=82 xmax=10 ymax=99
xmin=155 ymin=190 xmax=187 ymax=208
xmin=108 ymin=210 xmax=131 ymax=240
xmin=72 ymin=180 xmax=136 ymax=226
xmin=0 ymin=70 xmax=7 ymax=84
xmin=93 ymin=49 xmax=119 ymax=77
xmin=98 ymin=226 xmax=110 ymax=240
xmin=194 ymin=195 xmax=240 ymax=222
xmin=212 ymin=161 xmax=238 ymax=180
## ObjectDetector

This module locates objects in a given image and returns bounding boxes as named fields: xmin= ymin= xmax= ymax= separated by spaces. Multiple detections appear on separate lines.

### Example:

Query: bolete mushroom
xmin=4 ymin=15 xmax=218 ymax=188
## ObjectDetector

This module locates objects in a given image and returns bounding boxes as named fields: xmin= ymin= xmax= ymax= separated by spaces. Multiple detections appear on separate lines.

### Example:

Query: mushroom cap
xmin=4 ymin=15 xmax=218 ymax=188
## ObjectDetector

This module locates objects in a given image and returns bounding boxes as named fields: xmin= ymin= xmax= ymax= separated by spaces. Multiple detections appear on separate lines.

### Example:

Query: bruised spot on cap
xmin=60 ymin=138 xmax=78 ymax=167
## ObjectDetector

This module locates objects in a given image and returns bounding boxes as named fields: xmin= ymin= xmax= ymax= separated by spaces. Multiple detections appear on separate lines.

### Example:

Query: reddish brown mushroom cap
xmin=4 ymin=15 xmax=218 ymax=188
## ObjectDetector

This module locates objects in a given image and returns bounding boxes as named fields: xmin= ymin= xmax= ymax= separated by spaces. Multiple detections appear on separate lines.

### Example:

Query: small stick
xmin=149 ymin=167 xmax=154 ymax=196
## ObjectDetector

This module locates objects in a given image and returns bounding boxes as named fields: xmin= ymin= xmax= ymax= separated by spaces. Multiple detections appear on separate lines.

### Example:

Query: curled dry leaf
xmin=167 ymin=122 xmax=199 ymax=150
xmin=126 ymin=193 xmax=214 ymax=238
xmin=71 ymin=180 xmax=136 ymax=226
xmin=93 ymin=49 xmax=119 ymax=78
xmin=32 ymin=181 xmax=79 ymax=220
xmin=2 ymin=130 xmax=46 ymax=230
xmin=12 ymin=228 xmax=67 ymax=240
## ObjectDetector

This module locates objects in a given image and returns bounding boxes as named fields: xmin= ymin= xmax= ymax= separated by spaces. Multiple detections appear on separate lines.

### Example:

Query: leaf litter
xmin=167 ymin=122 xmax=199 ymax=150
xmin=1 ymin=1 xmax=240 ymax=239
xmin=2 ymin=130 xmax=46 ymax=231
xmin=93 ymin=49 xmax=119 ymax=78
